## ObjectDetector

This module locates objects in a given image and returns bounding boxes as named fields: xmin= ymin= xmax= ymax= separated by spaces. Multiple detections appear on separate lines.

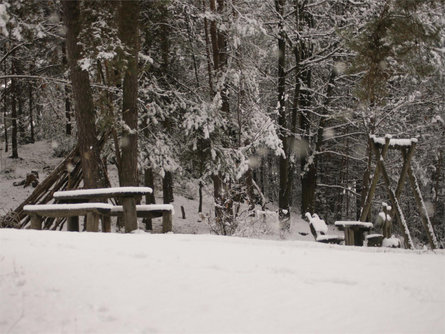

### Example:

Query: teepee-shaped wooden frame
xmin=360 ymin=135 xmax=439 ymax=249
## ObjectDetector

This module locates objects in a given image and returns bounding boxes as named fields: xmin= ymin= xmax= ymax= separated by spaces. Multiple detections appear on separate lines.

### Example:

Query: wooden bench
xmin=23 ymin=203 xmax=113 ymax=231
xmin=24 ymin=187 xmax=174 ymax=233
xmin=53 ymin=187 xmax=153 ymax=233
xmin=305 ymin=213 xmax=344 ymax=244
xmin=24 ymin=203 xmax=175 ymax=233
xmin=109 ymin=204 xmax=174 ymax=233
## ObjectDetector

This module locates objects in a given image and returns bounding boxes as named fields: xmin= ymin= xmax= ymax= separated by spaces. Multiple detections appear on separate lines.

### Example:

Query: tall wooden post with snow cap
xmin=359 ymin=135 xmax=439 ymax=249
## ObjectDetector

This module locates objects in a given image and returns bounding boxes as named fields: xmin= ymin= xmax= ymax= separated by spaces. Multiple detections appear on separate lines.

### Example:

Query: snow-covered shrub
xmin=51 ymin=136 xmax=76 ymax=158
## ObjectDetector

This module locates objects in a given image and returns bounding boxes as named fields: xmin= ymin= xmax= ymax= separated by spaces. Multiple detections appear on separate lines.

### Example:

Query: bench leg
xmin=86 ymin=213 xmax=99 ymax=232
xmin=67 ymin=216 xmax=79 ymax=232
xmin=354 ymin=229 xmax=365 ymax=246
xmin=101 ymin=216 xmax=111 ymax=233
xmin=123 ymin=197 xmax=138 ymax=233
xmin=162 ymin=211 xmax=172 ymax=233
xmin=30 ymin=215 xmax=42 ymax=230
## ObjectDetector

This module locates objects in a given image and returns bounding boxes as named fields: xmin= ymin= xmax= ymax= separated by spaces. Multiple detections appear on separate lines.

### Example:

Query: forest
xmin=0 ymin=0 xmax=444 ymax=247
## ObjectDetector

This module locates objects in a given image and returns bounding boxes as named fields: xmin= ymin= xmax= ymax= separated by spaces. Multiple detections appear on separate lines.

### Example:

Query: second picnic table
xmin=334 ymin=221 xmax=373 ymax=246
xmin=53 ymin=186 xmax=154 ymax=232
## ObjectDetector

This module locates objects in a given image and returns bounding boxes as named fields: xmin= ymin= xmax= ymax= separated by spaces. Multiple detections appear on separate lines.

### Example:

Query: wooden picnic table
xmin=53 ymin=186 xmax=153 ymax=233
xmin=334 ymin=221 xmax=373 ymax=246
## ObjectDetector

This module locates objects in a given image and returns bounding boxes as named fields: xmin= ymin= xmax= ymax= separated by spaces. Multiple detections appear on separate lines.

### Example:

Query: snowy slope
xmin=1 ymin=229 xmax=444 ymax=334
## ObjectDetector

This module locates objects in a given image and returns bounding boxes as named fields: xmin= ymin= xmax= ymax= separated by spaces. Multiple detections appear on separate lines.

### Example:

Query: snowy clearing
xmin=1 ymin=229 xmax=444 ymax=334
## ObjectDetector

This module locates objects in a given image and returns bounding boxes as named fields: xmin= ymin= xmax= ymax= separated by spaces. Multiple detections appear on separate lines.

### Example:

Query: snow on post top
xmin=53 ymin=187 xmax=153 ymax=199
xmin=370 ymin=135 xmax=417 ymax=149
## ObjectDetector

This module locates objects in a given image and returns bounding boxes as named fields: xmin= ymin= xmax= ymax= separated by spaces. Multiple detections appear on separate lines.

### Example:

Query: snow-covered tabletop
xmin=53 ymin=187 xmax=153 ymax=200
xmin=335 ymin=221 xmax=373 ymax=229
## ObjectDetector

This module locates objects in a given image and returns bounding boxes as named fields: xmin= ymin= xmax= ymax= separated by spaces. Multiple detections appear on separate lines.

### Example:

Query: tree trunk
xmin=118 ymin=0 xmax=139 ymax=188
xmin=3 ymin=62 xmax=8 ymax=152
xmin=163 ymin=171 xmax=174 ymax=204
xmin=118 ymin=0 xmax=140 ymax=232
xmin=276 ymin=0 xmax=290 ymax=230
xmin=10 ymin=74 xmax=18 ymax=159
xmin=62 ymin=0 xmax=105 ymax=189
xmin=28 ymin=83 xmax=35 ymax=143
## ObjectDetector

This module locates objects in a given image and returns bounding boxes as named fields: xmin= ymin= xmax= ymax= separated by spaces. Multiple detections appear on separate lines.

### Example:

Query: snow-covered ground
xmin=1 ymin=230 xmax=444 ymax=333
xmin=1 ymin=141 xmax=445 ymax=333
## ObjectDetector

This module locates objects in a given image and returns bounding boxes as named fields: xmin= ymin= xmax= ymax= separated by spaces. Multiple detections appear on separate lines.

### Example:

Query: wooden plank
xmin=23 ymin=207 xmax=111 ymax=218
xmin=360 ymin=136 xmax=391 ymax=221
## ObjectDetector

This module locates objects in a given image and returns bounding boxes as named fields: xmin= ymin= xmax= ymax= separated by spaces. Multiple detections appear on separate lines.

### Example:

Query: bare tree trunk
xmin=3 ymin=61 xmax=8 ymax=152
xmin=28 ymin=83 xmax=35 ymax=143
xmin=276 ymin=0 xmax=290 ymax=230
xmin=62 ymin=41 xmax=72 ymax=136
xmin=62 ymin=0 xmax=105 ymax=189
xmin=118 ymin=0 xmax=140 ymax=232
xmin=118 ymin=0 xmax=139 ymax=188
xmin=10 ymin=70 xmax=18 ymax=159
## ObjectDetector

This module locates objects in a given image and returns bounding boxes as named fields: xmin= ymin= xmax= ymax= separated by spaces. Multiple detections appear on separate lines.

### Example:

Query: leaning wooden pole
xmin=360 ymin=135 xmax=391 ymax=222
xmin=406 ymin=164 xmax=439 ymax=249
xmin=372 ymin=142 xmax=414 ymax=249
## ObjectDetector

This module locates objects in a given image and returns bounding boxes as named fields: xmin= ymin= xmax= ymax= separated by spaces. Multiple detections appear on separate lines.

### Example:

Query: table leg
xmin=162 ymin=211 xmax=172 ymax=233
xmin=123 ymin=197 xmax=138 ymax=233
xmin=345 ymin=228 xmax=354 ymax=245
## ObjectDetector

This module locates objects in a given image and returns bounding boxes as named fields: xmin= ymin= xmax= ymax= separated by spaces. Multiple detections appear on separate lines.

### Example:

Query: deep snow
xmin=1 ymin=230 xmax=445 ymax=334
xmin=1 ymin=141 xmax=445 ymax=333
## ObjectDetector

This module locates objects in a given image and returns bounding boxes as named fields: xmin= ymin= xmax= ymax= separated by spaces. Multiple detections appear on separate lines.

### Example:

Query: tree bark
xmin=3 ymin=61 xmax=8 ymax=152
xmin=62 ymin=0 xmax=105 ymax=189
xmin=61 ymin=42 xmax=72 ymax=136
xmin=10 ymin=72 xmax=18 ymax=159
xmin=163 ymin=171 xmax=174 ymax=204
xmin=28 ymin=83 xmax=35 ymax=143
xmin=276 ymin=0 xmax=290 ymax=230
xmin=118 ymin=0 xmax=139 ymax=188
xmin=118 ymin=0 xmax=140 ymax=232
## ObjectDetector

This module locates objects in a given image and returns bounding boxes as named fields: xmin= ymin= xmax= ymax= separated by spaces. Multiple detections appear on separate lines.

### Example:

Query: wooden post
xmin=162 ymin=211 xmax=172 ymax=233
xmin=101 ymin=216 xmax=111 ymax=233
xmin=345 ymin=228 xmax=354 ymax=246
xmin=372 ymin=144 xmax=414 ymax=249
xmin=123 ymin=197 xmax=138 ymax=233
xmin=181 ymin=206 xmax=186 ymax=219
xmin=30 ymin=214 xmax=42 ymax=230
xmin=360 ymin=136 xmax=391 ymax=221
xmin=86 ymin=212 xmax=99 ymax=232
